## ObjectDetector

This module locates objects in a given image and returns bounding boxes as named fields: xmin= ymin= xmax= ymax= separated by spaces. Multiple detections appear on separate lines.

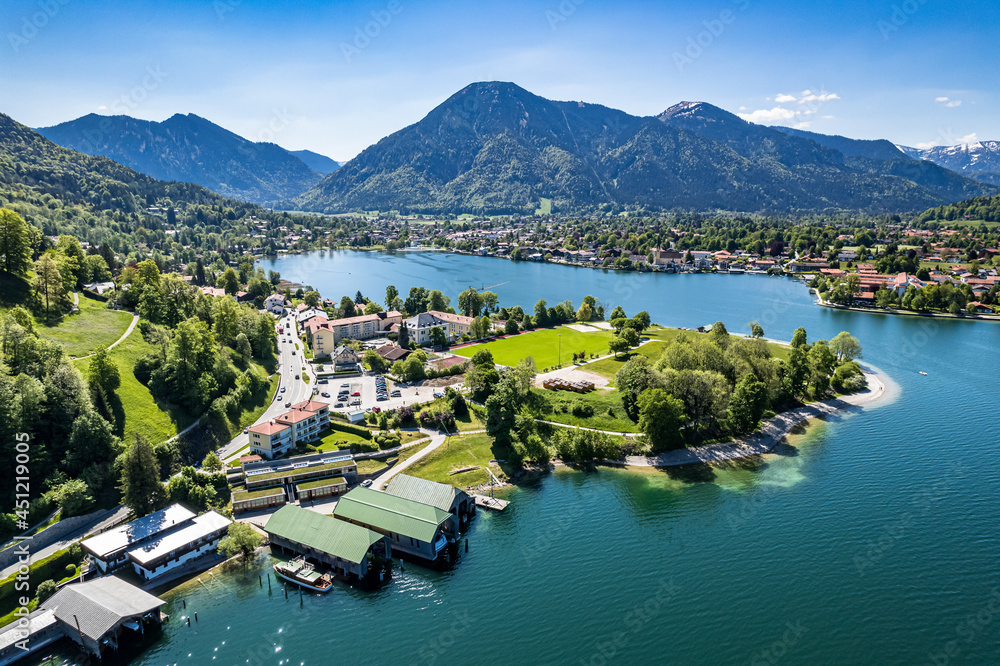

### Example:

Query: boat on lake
xmin=273 ymin=557 xmax=333 ymax=592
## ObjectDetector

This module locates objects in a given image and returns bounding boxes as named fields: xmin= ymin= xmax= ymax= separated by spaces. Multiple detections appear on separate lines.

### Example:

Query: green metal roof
xmin=333 ymin=487 xmax=452 ymax=543
xmin=263 ymin=505 xmax=383 ymax=565
xmin=384 ymin=474 xmax=466 ymax=513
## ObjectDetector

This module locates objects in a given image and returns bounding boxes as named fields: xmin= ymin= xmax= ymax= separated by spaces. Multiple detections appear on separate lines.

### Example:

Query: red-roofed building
xmin=248 ymin=401 xmax=330 ymax=459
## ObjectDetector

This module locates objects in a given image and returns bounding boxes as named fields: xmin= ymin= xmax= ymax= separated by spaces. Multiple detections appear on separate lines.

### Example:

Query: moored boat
xmin=273 ymin=557 xmax=333 ymax=592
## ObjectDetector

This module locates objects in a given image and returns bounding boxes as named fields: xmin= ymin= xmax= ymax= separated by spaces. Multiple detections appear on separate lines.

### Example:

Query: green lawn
xmin=356 ymin=459 xmax=389 ymax=474
xmin=36 ymin=295 xmax=132 ymax=358
xmin=73 ymin=322 xmax=196 ymax=444
xmin=453 ymin=325 xmax=614 ymax=369
xmin=584 ymin=327 xmax=791 ymax=380
xmin=405 ymin=433 xmax=515 ymax=490
xmin=524 ymin=388 xmax=639 ymax=433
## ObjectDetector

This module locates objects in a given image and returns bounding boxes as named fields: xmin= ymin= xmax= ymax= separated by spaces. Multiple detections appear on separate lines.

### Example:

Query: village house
xmin=247 ymin=400 xmax=331 ymax=459
xmin=81 ymin=504 xmax=196 ymax=573
xmin=404 ymin=310 xmax=476 ymax=344
xmin=308 ymin=311 xmax=403 ymax=354
xmin=127 ymin=510 xmax=232 ymax=582
xmin=330 ymin=345 xmax=362 ymax=372
xmin=265 ymin=293 xmax=287 ymax=315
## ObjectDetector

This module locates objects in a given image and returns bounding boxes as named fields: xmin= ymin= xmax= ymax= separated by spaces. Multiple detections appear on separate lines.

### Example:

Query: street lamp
xmin=558 ymin=333 xmax=561 ymax=367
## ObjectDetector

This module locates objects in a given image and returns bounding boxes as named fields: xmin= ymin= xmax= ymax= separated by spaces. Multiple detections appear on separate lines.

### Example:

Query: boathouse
xmin=81 ymin=504 xmax=195 ymax=573
xmin=264 ymin=505 xmax=390 ymax=582
xmin=0 ymin=577 xmax=165 ymax=663
xmin=332 ymin=488 xmax=458 ymax=565
xmin=384 ymin=474 xmax=475 ymax=532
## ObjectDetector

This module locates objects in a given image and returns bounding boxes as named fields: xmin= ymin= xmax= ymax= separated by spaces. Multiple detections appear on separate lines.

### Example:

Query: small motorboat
xmin=919 ymin=371 xmax=928 ymax=376
xmin=273 ymin=557 xmax=333 ymax=593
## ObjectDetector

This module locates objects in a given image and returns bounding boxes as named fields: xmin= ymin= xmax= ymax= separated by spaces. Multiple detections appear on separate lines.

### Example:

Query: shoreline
xmin=816 ymin=298 xmax=1000 ymax=322
xmin=620 ymin=368 xmax=889 ymax=469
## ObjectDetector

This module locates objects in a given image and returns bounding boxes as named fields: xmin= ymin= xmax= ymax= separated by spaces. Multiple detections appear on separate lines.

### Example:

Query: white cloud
xmin=821 ymin=115 xmax=835 ymax=120
xmin=916 ymin=132 xmax=978 ymax=150
xmin=799 ymin=92 xmax=840 ymax=104
xmin=740 ymin=89 xmax=839 ymax=127
xmin=737 ymin=107 xmax=797 ymax=124
xmin=946 ymin=100 xmax=962 ymax=107
xmin=935 ymin=96 xmax=949 ymax=102
xmin=97 ymin=105 xmax=107 ymax=110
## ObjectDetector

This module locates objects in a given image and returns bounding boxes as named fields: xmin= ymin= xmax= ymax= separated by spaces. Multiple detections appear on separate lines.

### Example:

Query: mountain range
xmin=282 ymin=82 xmax=996 ymax=215
xmin=898 ymin=142 xmax=1000 ymax=186
xmin=35 ymin=113 xmax=337 ymax=204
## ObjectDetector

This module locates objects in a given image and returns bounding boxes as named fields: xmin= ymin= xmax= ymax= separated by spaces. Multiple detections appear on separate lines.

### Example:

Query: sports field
xmin=453 ymin=325 xmax=613 ymax=369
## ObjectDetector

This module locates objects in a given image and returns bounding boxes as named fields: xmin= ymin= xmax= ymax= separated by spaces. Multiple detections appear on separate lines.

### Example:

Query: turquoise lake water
xmin=39 ymin=251 xmax=1000 ymax=664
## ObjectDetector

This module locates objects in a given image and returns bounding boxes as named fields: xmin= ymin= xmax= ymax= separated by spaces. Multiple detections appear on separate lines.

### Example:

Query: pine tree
xmin=119 ymin=434 xmax=165 ymax=517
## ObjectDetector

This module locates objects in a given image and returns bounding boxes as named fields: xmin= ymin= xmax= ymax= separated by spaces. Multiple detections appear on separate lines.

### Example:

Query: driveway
xmin=219 ymin=313 xmax=315 ymax=461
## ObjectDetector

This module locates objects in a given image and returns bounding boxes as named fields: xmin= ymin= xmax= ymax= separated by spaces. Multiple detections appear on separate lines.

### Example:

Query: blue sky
xmin=2 ymin=0 xmax=998 ymax=160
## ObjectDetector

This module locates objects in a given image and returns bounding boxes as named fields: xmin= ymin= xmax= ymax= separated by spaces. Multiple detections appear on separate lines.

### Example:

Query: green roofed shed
xmin=333 ymin=487 xmax=452 ymax=543
xmin=264 ymin=504 xmax=384 ymax=565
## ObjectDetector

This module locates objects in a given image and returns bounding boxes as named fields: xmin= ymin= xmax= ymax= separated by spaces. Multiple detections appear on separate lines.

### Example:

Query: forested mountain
xmin=284 ymin=82 xmax=996 ymax=216
xmin=659 ymin=102 xmax=994 ymax=206
xmin=770 ymin=125 xmax=906 ymax=160
xmin=36 ymin=113 xmax=322 ymax=203
xmin=290 ymin=149 xmax=341 ymax=175
xmin=920 ymin=192 xmax=1000 ymax=223
xmin=899 ymin=141 xmax=1000 ymax=186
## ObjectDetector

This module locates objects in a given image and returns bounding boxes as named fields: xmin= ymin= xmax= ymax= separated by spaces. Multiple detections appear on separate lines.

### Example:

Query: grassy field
xmin=74 ymin=323 xmax=195 ymax=444
xmin=37 ymin=295 xmax=133 ymax=358
xmin=405 ymin=433 xmax=514 ymax=489
xmin=524 ymin=388 xmax=639 ymax=433
xmin=535 ymin=197 xmax=552 ymax=215
xmin=453 ymin=325 xmax=614 ymax=369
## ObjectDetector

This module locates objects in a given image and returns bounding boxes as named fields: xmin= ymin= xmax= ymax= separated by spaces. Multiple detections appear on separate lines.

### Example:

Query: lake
xmin=40 ymin=251 xmax=1000 ymax=664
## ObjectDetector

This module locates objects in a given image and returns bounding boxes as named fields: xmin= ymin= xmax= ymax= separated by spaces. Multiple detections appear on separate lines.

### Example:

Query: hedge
xmin=328 ymin=421 xmax=372 ymax=440
xmin=0 ymin=547 xmax=83 ymax=619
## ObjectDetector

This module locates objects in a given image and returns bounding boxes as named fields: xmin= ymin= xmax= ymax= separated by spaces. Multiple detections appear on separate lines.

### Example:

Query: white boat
xmin=919 ymin=371 xmax=928 ymax=376
xmin=273 ymin=557 xmax=333 ymax=592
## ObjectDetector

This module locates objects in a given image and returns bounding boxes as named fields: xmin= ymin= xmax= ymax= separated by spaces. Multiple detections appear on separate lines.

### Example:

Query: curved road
xmin=219 ymin=313 xmax=314 ymax=461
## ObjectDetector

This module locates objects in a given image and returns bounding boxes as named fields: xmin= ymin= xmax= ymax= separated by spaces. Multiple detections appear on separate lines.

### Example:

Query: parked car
xmin=377 ymin=395 xmax=388 ymax=402
xmin=351 ymin=391 xmax=360 ymax=397
xmin=284 ymin=401 xmax=291 ymax=408
xmin=318 ymin=379 xmax=328 ymax=384
xmin=321 ymin=392 xmax=330 ymax=397
xmin=390 ymin=390 xmax=401 ymax=397
xmin=371 ymin=406 xmax=381 ymax=413
xmin=361 ymin=479 xmax=373 ymax=488
xmin=341 ymin=383 xmax=349 ymax=388
xmin=334 ymin=402 xmax=344 ymax=408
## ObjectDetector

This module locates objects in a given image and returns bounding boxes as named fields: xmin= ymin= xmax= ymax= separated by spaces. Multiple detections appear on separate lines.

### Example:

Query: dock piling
xmin=465 ymin=538 xmax=469 ymax=552
xmin=194 ymin=612 xmax=198 ymax=622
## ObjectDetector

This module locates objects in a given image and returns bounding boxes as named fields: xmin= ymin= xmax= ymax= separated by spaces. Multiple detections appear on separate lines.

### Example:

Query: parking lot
xmin=311 ymin=372 xmax=438 ymax=415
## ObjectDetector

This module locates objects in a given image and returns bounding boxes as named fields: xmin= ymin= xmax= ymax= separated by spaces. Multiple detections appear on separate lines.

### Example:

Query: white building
xmin=127 ymin=511 xmax=232 ymax=581
xmin=81 ymin=504 xmax=195 ymax=573
xmin=265 ymin=293 xmax=287 ymax=315
xmin=404 ymin=310 xmax=476 ymax=345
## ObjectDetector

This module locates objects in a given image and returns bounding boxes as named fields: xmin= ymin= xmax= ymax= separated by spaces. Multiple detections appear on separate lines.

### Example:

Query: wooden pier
xmin=472 ymin=494 xmax=509 ymax=511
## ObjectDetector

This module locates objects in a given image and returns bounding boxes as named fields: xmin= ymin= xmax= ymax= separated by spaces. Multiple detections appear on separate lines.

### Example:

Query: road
xmin=219 ymin=313 xmax=315 ymax=461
